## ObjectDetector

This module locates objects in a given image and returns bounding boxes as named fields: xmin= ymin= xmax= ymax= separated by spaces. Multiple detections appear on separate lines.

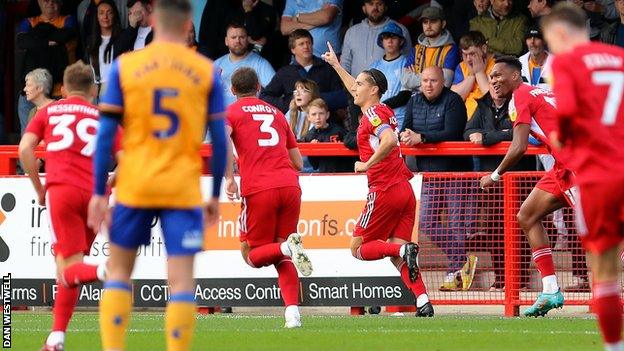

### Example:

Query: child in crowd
xmin=302 ymin=98 xmax=351 ymax=173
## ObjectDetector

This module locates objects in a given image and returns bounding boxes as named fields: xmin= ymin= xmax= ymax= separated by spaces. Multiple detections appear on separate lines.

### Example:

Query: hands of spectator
xmin=225 ymin=177 xmax=240 ymax=202
xmin=48 ymin=41 xmax=58 ymax=46
xmin=583 ymin=1 xmax=604 ymax=13
xmin=472 ymin=55 xmax=486 ymax=74
xmin=129 ymin=9 xmax=144 ymax=28
xmin=310 ymin=139 xmax=319 ymax=143
xmin=400 ymin=129 xmax=422 ymax=146
xmin=322 ymin=41 xmax=340 ymax=68
xmin=469 ymin=132 xmax=483 ymax=144
xmin=479 ymin=175 xmax=496 ymax=190
xmin=242 ymin=0 xmax=259 ymax=12
xmin=354 ymin=161 xmax=370 ymax=173
xmin=204 ymin=197 xmax=220 ymax=228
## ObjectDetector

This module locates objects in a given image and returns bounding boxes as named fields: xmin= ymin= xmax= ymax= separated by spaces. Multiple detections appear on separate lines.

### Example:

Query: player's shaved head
xmin=231 ymin=67 xmax=260 ymax=97
xmin=153 ymin=0 xmax=191 ymax=36
xmin=63 ymin=61 xmax=95 ymax=94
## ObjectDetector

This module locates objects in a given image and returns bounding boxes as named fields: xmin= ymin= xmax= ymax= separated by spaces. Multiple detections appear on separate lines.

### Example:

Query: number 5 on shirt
xmin=153 ymin=88 xmax=180 ymax=139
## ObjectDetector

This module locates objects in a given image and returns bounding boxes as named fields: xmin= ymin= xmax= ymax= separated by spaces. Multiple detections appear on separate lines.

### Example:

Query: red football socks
xmin=61 ymin=263 xmax=99 ymax=288
xmin=276 ymin=259 xmax=299 ymax=306
xmin=593 ymin=281 xmax=623 ymax=345
xmin=52 ymin=284 xmax=79 ymax=332
xmin=356 ymin=240 xmax=402 ymax=260
xmin=532 ymin=246 xmax=556 ymax=278
xmin=399 ymin=262 xmax=427 ymax=296
xmin=247 ymin=243 xmax=284 ymax=268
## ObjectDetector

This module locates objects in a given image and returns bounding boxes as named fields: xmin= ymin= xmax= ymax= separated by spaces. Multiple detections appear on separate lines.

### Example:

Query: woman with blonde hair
xmin=288 ymin=78 xmax=320 ymax=140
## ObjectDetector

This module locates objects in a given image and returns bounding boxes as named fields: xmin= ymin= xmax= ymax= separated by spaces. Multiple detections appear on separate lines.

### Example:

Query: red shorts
xmin=575 ymin=180 xmax=624 ymax=254
xmin=239 ymin=186 xmax=301 ymax=248
xmin=46 ymin=184 xmax=96 ymax=258
xmin=354 ymin=181 xmax=415 ymax=243
xmin=536 ymin=168 xmax=576 ymax=207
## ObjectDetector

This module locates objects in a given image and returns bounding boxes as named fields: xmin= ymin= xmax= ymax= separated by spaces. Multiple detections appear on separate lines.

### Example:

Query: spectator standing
xmin=114 ymin=0 xmax=152 ymax=54
xmin=402 ymin=6 xmax=460 ymax=89
xmin=227 ymin=0 xmax=277 ymax=56
xmin=288 ymin=79 xmax=320 ymax=140
xmin=16 ymin=0 xmax=78 ymax=134
xmin=341 ymin=0 xmax=411 ymax=76
xmin=23 ymin=68 xmax=55 ymax=124
xmin=600 ymin=0 xmax=624 ymax=46
xmin=400 ymin=67 xmax=477 ymax=292
xmin=260 ymin=29 xmax=346 ymax=113
xmin=451 ymin=31 xmax=495 ymax=119
xmin=470 ymin=0 xmax=528 ymax=56
xmin=77 ymin=0 xmax=127 ymax=50
xmin=519 ymin=27 xmax=552 ymax=89
xmin=214 ymin=23 xmax=275 ymax=108
xmin=449 ymin=0 xmax=489 ymax=40
xmin=280 ymin=0 xmax=343 ymax=57
xmin=84 ymin=0 xmax=122 ymax=101
xmin=370 ymin=22 xmax=409 ymax=127
xmin=527 ymin=0 xmax=554 ymax=20
xmin=198 ymin=0 xmax=238 ymax=60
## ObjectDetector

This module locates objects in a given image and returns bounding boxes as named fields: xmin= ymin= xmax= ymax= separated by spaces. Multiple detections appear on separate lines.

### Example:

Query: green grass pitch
xmin=11 ymin=312 xmax=602 ymax=350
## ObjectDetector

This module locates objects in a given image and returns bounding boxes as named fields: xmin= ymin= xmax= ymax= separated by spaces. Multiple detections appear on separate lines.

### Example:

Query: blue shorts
xmin=110 ymin=204 xmax=204 ymax=256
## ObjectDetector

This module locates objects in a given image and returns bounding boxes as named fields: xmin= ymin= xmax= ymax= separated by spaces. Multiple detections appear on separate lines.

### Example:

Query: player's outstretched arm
xmin=354 ymin=127 xmax=397 ymax=172
xmin=18 ymin=133 xmax=45 ymax=205
xmin=480 ymin=123 xmax=530 ymax=188
xmin=322 ymin=41 xmax=356 ymax=98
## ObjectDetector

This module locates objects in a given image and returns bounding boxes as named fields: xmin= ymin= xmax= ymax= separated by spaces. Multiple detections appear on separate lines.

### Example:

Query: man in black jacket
xmin=259 ymin=29 xmax=347 ymax=113
xmin=114 ymin=0 xmax=152 ymax=55
xmin=599 ymin=0 xmax=624 ymax=47
xmin=400 ymin=67 xmax=478 ymax=292
xmin=463 ymin=87 xmax=534 ymax=291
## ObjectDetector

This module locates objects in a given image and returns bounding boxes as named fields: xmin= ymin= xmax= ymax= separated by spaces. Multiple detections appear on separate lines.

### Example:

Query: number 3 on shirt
xmin=252 ymin=113 xmax=279 ymax=146
xmin=153 ymin=88 xmax=180 ymax=138
xmin=592 ymin=71 xmax=624 ymax=126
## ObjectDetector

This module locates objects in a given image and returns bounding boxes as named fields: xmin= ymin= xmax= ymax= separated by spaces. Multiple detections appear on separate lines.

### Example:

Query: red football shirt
xmin=357 ymin=103 xmax=413 ymax=192
xmin=226 ymin=97 xmax=299 ymax=196
xmin=509 ymin=83 xmax=568 ymax=171
xmin=26 ymin=96 xmax=101 ymax=193
xmin=551 ymin=42 xmax=624 ymax=184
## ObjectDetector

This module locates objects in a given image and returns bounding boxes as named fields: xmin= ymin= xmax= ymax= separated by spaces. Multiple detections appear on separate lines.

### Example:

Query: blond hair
xmin=63 ymin=62 xmax=95 ymax=93
xmin=289 ymin=79 xmax=320 ymax=139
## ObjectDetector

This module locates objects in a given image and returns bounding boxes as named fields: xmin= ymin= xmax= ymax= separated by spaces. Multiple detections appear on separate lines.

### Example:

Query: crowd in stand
xmin=10 ymin=0 xmax=618 ymax=292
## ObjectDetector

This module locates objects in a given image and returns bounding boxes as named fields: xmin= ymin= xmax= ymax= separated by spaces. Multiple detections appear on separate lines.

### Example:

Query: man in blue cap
xmin=370 ymin=22 xmax=409 ymax=127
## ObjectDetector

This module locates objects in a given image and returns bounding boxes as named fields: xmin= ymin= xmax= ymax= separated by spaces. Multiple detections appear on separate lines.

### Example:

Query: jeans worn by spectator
xmin=18 ymin=95 xmax=35 ymax=135
xmin=419 ymin=180 xmax=477 ymax=273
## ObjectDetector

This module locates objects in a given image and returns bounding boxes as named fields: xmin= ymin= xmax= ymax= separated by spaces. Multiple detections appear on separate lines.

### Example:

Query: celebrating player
xmin=87 ymin=0 xmax=228 ymax=350
xmin=19 ymin=62 xmax=111 ymax=351
xmin=542 ymin=3 xmax=624 ymax=349
xmin=224 ymin=67 xmax=312 ymax=328
xmin=480 ymin=56 xmax=572 ymax=317
xmin=322 ymin=42 xmax=433 ymax=317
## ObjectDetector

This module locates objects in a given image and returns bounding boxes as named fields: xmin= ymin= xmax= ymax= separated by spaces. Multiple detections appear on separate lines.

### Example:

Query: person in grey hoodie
xmin=401 ymin=6 xmax=460 ymax=90
xmin=340 ymin=0 xmax=411 ymax=76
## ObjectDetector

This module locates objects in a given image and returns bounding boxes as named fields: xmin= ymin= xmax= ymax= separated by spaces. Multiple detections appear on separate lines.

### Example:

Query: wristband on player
xmin=490 ymin=169 xmax=501 ymax=182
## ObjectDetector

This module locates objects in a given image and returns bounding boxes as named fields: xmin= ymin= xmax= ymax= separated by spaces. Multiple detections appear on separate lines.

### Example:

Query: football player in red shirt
xmin=224 ymin=67 xmax=312 ymax=328
xmin=542 ymin=3 xmax=624 ymax=349
xmin=19 ymin=62 xmax=111 ymax=350
xmin=323 ymin=42 xmax=433 ymax=316
xmin=480 ymin=55 xmax=572 ymax=317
